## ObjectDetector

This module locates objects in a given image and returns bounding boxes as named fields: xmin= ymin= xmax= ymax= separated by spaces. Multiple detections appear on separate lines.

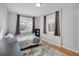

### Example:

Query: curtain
xmin=43 ymin=16 xmax=47 ymax=34
xmin=32 ymin=17 xmax=35 ymax=33
xmin=54 ymin=11 xmax=60 ymax=36
xmin=15 ymin=15 xmax=20 ymax=34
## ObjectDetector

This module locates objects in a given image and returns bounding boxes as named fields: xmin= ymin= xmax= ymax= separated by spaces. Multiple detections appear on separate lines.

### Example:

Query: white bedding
xmin=16 ymin=35 xmax=37 ymax=49
xmin=16 ymin=35 xmax=36 ymax=41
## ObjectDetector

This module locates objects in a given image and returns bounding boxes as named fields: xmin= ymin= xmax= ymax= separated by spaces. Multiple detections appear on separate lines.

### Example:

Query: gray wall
xmin=7 ymin=12 xmax=17 ymax=34
xmin=35 ymin=17 xmax=40 ymax=29
xmin=77 ymin=10 xmax=79 ymax=50
xmin=61 ymin=6 xmax=78 ymax=51
xmin=0 ymin=4 xmax=8 ymax=35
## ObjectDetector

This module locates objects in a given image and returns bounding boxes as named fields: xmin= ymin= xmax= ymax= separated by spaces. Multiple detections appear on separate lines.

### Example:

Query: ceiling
xmin=6 ymin=3 xmax=79 ymax=17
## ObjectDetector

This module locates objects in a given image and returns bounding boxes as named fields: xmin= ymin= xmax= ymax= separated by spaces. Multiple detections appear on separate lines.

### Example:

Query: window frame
xmin=46 ymin=13 xmax=56 ymax=34
xmin=19 ymin=16 xmax=33 ymax=34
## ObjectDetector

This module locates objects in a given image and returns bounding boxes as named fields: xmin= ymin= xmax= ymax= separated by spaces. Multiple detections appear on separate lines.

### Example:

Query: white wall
xmin=40 ymin=4 xmax=78 ymax=51
xmin=0 ymin=4 xmax=8 ymax=35
xmin=7 ymin=12 xmax=17 ymax=34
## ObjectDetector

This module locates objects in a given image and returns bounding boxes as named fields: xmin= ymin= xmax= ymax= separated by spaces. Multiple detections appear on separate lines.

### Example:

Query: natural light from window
xmin=20 ymin=16 xmax=32 ymax=34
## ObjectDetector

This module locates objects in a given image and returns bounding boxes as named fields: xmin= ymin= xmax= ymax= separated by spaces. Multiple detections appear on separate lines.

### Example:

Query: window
xmin=46 ymin=13 xmax=55 ymax=34
xmin=20 ymin=16 xmax=32 ymax=34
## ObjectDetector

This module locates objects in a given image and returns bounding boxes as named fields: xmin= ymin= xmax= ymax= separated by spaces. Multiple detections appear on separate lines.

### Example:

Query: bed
xmin=16 ymin=35 xmax=40 ymax=49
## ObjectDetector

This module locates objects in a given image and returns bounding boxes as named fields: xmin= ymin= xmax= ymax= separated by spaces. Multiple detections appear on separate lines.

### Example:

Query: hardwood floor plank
xmin=40 ymin=40 xmax=79 ymax=56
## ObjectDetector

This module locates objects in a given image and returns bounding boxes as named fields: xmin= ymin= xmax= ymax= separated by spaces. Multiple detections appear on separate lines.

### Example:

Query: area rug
xmin=21 ymin=45 xmax=65 ymax=56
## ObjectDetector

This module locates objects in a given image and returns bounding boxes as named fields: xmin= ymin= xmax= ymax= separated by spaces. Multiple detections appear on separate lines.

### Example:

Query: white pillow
xmin=7 ymin=33 xmax=14 ymax=38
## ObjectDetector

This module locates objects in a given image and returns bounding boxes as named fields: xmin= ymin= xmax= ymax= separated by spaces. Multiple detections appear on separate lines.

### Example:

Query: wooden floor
xmin=40 ymin=40 xmax=79 ymax=56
